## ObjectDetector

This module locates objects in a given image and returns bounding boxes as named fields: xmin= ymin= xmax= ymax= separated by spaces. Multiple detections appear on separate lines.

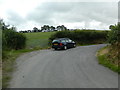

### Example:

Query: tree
xmin=109 ymin=25 xmax=115 ymax=30
xmin=41 ymin=25 xmax=50 ymax=32
xmin=28 ymin=30 xmax=32 ymax=33
xmin=33 ymin=27 xmax=39 ymax=32
xmin=50 ymin=26 xmax=55 ymax=31
xmin=0 ymin=19 xmax=9 ymax=30
xmin=56 ymin=25 xmax=68 ymax=31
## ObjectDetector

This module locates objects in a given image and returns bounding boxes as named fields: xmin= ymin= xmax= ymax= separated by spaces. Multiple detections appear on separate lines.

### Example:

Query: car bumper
xmin=52 ymin=45 xmax=64 ymax=49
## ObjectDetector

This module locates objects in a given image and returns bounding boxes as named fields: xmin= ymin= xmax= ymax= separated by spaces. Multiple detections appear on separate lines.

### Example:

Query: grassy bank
xmin=97 ymin=46 xmax=119 ymax=73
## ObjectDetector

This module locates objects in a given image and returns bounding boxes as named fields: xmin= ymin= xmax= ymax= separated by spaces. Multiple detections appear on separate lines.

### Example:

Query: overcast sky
xmin=0 ymin=0 xmax=119 ymax=31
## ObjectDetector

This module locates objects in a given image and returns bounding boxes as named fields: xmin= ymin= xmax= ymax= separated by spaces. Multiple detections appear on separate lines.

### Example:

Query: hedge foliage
xmin=49 ymin=30 xmax=108 ymax=45
xmin=107 ymin=23 xmax=120 ymax=65
xmin=108 ymin=23 xmax=120 ymax=44
xmin=2 ymin=30 xmax=26 ymax=50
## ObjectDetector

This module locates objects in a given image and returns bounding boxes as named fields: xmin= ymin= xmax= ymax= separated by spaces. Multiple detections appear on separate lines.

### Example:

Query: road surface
xmin=9 ymin=44 xmax=118 ymax=88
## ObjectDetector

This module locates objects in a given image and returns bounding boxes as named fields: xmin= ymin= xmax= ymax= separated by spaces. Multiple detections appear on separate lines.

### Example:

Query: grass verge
xmin=97 ymin=46 xmax=119 ymax=73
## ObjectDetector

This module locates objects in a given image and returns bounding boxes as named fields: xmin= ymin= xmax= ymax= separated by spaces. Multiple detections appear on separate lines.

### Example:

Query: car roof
xmin=54 ymin=38 xmax=70 ymax=40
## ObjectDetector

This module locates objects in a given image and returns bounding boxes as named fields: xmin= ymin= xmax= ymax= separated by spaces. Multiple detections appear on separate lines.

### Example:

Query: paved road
xmin=9 ymin=44 xmax=118 ymax=88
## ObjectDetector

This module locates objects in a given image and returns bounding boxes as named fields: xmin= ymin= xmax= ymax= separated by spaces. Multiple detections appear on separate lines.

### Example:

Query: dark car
xmin=52 ymin=38 xmax=76 ymax=50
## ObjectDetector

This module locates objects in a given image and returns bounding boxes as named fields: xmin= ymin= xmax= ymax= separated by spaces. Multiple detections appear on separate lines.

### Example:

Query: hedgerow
xmin=49 ymin=30 xmax=108 ymax=45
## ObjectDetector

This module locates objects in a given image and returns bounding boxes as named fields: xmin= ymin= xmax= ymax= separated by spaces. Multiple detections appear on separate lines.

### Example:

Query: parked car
xmin=52 ymin=38 xmax=76 ymax=50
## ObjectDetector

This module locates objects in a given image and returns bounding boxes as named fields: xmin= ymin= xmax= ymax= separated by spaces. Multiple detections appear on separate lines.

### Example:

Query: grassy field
xmin=24 ymin=32 xmax=55 ymax=49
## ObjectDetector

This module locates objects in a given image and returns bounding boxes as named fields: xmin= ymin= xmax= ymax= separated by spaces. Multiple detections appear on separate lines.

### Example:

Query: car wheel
xmin=54 ymin=48 xmax=57 ymax=50
xmin=64 ymin=46 xmax=67 ymax=50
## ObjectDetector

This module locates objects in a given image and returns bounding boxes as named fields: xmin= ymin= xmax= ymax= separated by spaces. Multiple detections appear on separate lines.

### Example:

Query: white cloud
xmin=0 ymin=0 xmax=118 ymax=31
xmin=0 ymin=0 xmax=42 ymax=18
xmin=17 ymin=21 xmax=41 ymax=31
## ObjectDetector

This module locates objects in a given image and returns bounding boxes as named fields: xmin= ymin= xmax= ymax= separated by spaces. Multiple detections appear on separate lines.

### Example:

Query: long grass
xmin=97 ymin=46 xmax=119 ymax=73
xmin=24 ymin=32 xmax=55 ymax=48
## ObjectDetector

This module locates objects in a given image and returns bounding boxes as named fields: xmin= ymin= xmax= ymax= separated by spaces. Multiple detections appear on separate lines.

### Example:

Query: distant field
xmin=24 ymin=32 xmax=55 ymax=49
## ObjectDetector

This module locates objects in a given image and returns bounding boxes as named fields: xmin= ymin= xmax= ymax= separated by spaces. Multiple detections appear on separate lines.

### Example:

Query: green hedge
xmin=49 ymin=30 xmax=108 ymax=45
xmin=2 ymin=30 xmax=26 ymax=50
xmin=108 ymin=23 xmax=120 ymax=44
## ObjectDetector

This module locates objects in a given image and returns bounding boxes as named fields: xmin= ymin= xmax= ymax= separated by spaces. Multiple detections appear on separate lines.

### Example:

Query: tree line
xmin=19 ymin=25 xmax=68 ymax=33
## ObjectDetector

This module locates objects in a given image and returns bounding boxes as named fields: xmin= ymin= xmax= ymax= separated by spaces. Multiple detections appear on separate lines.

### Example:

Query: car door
xmin=67 ymin=39 xmax=73 ymax=48
xmin=65 ymin=39 xmax=70 ymax=48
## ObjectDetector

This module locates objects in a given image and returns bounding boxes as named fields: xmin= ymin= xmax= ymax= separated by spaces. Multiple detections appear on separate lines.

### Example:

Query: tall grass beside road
xmin=97 ymin=46 xmax=119 ymax=73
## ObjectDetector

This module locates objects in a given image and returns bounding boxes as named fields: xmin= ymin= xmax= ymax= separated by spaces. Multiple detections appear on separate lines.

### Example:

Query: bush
xmin=108 ymin=23 xmax=120 ymax=44
xmin=49 ymin=30 xmax=108 ymax=45
xmin=107 ymin=23 xmax=120 ymax=67
xmin=2 ymin=30 xmax=26 ymax=50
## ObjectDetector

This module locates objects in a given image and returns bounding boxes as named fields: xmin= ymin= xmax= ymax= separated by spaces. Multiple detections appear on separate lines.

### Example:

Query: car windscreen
xmin=52 ymin=40 xmax=60 ymax=43
xmin=61 ymin=40 xmax=66 ymax=43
